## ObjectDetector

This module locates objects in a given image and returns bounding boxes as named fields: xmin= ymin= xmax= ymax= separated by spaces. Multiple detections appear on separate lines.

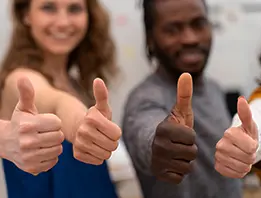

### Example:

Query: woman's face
xmin=25 ymin=0 xmax=88 ymax=55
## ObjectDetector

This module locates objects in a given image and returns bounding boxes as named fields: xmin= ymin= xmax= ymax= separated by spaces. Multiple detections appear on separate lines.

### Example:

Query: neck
xmin=43 ymin=52 xmax=69 ymax=77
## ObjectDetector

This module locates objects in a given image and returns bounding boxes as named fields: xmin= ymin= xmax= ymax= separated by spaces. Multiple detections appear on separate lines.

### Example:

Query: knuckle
xmin=183 ymin=162 xmax=193 ymax=173
xmin=244 ymin=165 xmax=252 ymax=173
xmin=216 ymin=140 xmax=225 ymax=151
xmin=73 ymin=150 xmax=81 ymax=161
xmin=44 ymin=160 xmax=58 ymax=172
xmin=32 ymin=172 xmax=40 ymax=176
xmin=214 ymin=151 xmax=221 ymax=161
xmin=85 ymin=114 xmax=99 ymax=126
xmin=45 ymin=114 xmax=62 ymax=128
xmin=152 ymin=140 xmax=166 ymax=158
xmin=191 ymin=144 xmax=198 ymax=158
xmin=77 ymin=126 xmax=87 ymax=137
xmin=190 ymin=130 xmax=196 ymax=143
xmin=24 ymin=166 xmax=37 ymax=174
xmin=111 ymin=141 xmax=119 ymax=151
xmin=214 ymin=162 xmax=223 ymax=174
xmin=77 ymin=127 xmax=92 ymax=142
xmin=152 ymin=136 xmax=163 ymax=150
xmin=89 ymin=143 xmax=99 ymax=154
xmin=88 ymin=106 xmax=96 ymax=112
xmin=174 ymin=177 xmax=183 ymax=184
xmin=214 ymin=163 xmax=219 ymax=172
xmin=215 ymin=141 xmax=221 ymax=150
xmin=223 ymin=131 xmax=230 ymax=140
xmin=58 ymin=131 xmax=65 ymax=143
xmin=173 ymin=174 xmax=184 ymax=184
xmin=249 ymin=141 xmax=258 ymax=154
xmin=93 ymin=159 xmax=104 ymax=166
xmin=18 ymin=123 xmax=34 ymax=134
xmin=43 ymin=166 xmax=52 ymax=173
xmin=103 ymin=151 xmax=112 ymax=160
xmin=249 ymin=154 xmax=256 ymax=164
xmin=187 ymin=144 xmax=198 ymax=160
xmin=112 ymin=125 xmax=122 ymax=141
xmin=239 ymin=172 xmax=247 ymax=178
xmin=157 ymin=173 xmax=184 ymax=184
xmin=51 ymin=114 xmax=62 ymax=126
xmin=74 ymin=138 xmax=85 ymax=151
xmin=224 ymin=128 xmax=238 ymax=141
xmin=20 ymin=138 xmax=35 ymax=150
xmin=20 ymin=154 xmax=30 ymax=165
xmin=156 ymin=122 xmax=167 ymax=136
xmin=223 ymin=129 xmax=233 ymax=139
xmin=50 ymin=158 xmax=59 ymax=167
xmin=56 ymin=145 xmax=63 ymax=156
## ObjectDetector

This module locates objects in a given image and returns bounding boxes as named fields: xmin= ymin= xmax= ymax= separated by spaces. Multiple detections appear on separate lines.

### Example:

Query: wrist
xmin=69 ymin=116 xmax=84 ymax=144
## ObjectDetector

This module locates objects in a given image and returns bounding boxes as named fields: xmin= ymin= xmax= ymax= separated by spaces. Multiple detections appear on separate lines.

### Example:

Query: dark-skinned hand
xmin=151 ymin=73 xmax=197 ymax=184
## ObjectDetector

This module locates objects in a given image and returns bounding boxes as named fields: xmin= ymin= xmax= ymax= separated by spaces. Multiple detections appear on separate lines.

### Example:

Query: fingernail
xmin=238 ymin=96 xmax=245 ymax=100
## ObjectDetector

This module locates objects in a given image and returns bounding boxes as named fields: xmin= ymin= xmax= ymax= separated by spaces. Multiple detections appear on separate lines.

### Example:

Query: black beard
xmin=153 ymin=45 xmax=209 ymax=82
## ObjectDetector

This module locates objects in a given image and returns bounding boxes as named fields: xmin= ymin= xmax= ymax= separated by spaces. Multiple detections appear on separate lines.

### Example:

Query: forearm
xmin=123 ymin=122 xmax=156 ymax=176
xmin=123 ymin=106 xmax=167 ymax=176
xmin=0 ymin=120 xmax=11 ymax=159
xmin=1 ymin=69 xmax=87 ymax=144
xmin=55 ymin=92 xmax=87 ymax=143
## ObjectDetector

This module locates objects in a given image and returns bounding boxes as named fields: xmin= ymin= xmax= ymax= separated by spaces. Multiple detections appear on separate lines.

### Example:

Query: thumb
xmin=93 ymin=78 xmax=111 ymax=120
xmin=16 ymin=77 xmax=38 ymax=114
xmin=237 ymin=96 xmax=257 ymax=140
xmin=172 ymin=73 xmax=193 ymax=127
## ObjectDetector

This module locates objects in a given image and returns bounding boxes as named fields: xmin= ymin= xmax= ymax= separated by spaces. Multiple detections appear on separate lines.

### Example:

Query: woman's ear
xmin=23 ymin=12 xmax=31 ymax=26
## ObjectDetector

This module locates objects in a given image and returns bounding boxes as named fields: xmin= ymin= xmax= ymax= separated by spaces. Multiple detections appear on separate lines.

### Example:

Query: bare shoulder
xmin=1 ymin=67 xmax=57 ymax=117
xmin=5 ymin=68 xmax=50 ymax=88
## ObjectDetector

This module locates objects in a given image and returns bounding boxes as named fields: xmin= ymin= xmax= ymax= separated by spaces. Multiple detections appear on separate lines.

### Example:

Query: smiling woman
xmin=0 ymin=0 xmax=117 ymax=98
xmin=0 ymin=0 xmax=119 ymax=198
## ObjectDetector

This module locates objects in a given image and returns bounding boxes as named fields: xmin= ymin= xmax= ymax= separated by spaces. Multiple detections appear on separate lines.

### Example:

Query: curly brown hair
xmin=0 ymin=0 xmax=118 ymax=104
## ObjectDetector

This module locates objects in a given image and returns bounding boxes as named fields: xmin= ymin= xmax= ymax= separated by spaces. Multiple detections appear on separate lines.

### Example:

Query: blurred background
xmin=1 ymin=0 xmax=261 ymax=197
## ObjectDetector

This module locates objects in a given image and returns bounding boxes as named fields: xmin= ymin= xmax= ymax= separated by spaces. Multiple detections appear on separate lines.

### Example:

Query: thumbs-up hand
xmin=215 ymin=96 xmax=258 ymax=178
xmin=7 ymin=77 xmax=64 ymax=175
xmin=151 ymin=73 xmax=197 ymax=184
xmin=73 ymin=78 xmax=121 ymax=165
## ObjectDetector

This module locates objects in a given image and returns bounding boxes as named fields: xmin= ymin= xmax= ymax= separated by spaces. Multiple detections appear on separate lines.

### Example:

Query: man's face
xmin=149 ymin=0 xmax=212 ymax=78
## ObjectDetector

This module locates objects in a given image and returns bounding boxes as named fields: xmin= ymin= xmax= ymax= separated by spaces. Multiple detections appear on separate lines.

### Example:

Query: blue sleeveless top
xmin=3 ymin=140 xmax=118 ymax=198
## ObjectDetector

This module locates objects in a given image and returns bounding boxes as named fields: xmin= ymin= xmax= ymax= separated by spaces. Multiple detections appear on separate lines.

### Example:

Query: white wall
xmin=102 ymin=0 xmax=152 ymax=125
xmin=0 ymin=0 xmax=11 ymax=60
xmin=206 ymin=1 xmax=261 ymax=97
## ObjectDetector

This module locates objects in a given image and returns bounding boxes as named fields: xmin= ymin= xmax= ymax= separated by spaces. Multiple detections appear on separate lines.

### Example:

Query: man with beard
xmin=122 ymin=0 xmax=243 ymax=197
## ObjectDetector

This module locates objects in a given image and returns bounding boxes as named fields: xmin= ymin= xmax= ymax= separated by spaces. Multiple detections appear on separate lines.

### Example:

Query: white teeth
xmin=52 ymin=33 xmax=69 ymax=39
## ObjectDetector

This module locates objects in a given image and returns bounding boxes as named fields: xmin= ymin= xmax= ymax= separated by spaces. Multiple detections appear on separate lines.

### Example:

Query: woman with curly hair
xmin=0 ymin=0 xmax=121 ymax=197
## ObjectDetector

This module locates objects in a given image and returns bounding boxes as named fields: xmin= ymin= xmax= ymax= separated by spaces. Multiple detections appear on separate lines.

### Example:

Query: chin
xmin=178 ymin=60 xmax=206 ymax=73
xmin=183 ymin=67 xmax=204 ymax=74
xmin=48 ymin=47 xmax=73 ymax=55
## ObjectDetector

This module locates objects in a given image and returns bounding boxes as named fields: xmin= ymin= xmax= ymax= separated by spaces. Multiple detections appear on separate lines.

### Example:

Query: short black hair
xmin=142 ymin=0 xmax=207 ymax=59
xmin=142 ymin=0 xmax=155 ymax=59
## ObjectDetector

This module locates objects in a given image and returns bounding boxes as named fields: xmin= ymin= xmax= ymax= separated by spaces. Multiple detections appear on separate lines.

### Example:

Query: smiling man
xmin=122 ymin=0 xmax=243 ymax=197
